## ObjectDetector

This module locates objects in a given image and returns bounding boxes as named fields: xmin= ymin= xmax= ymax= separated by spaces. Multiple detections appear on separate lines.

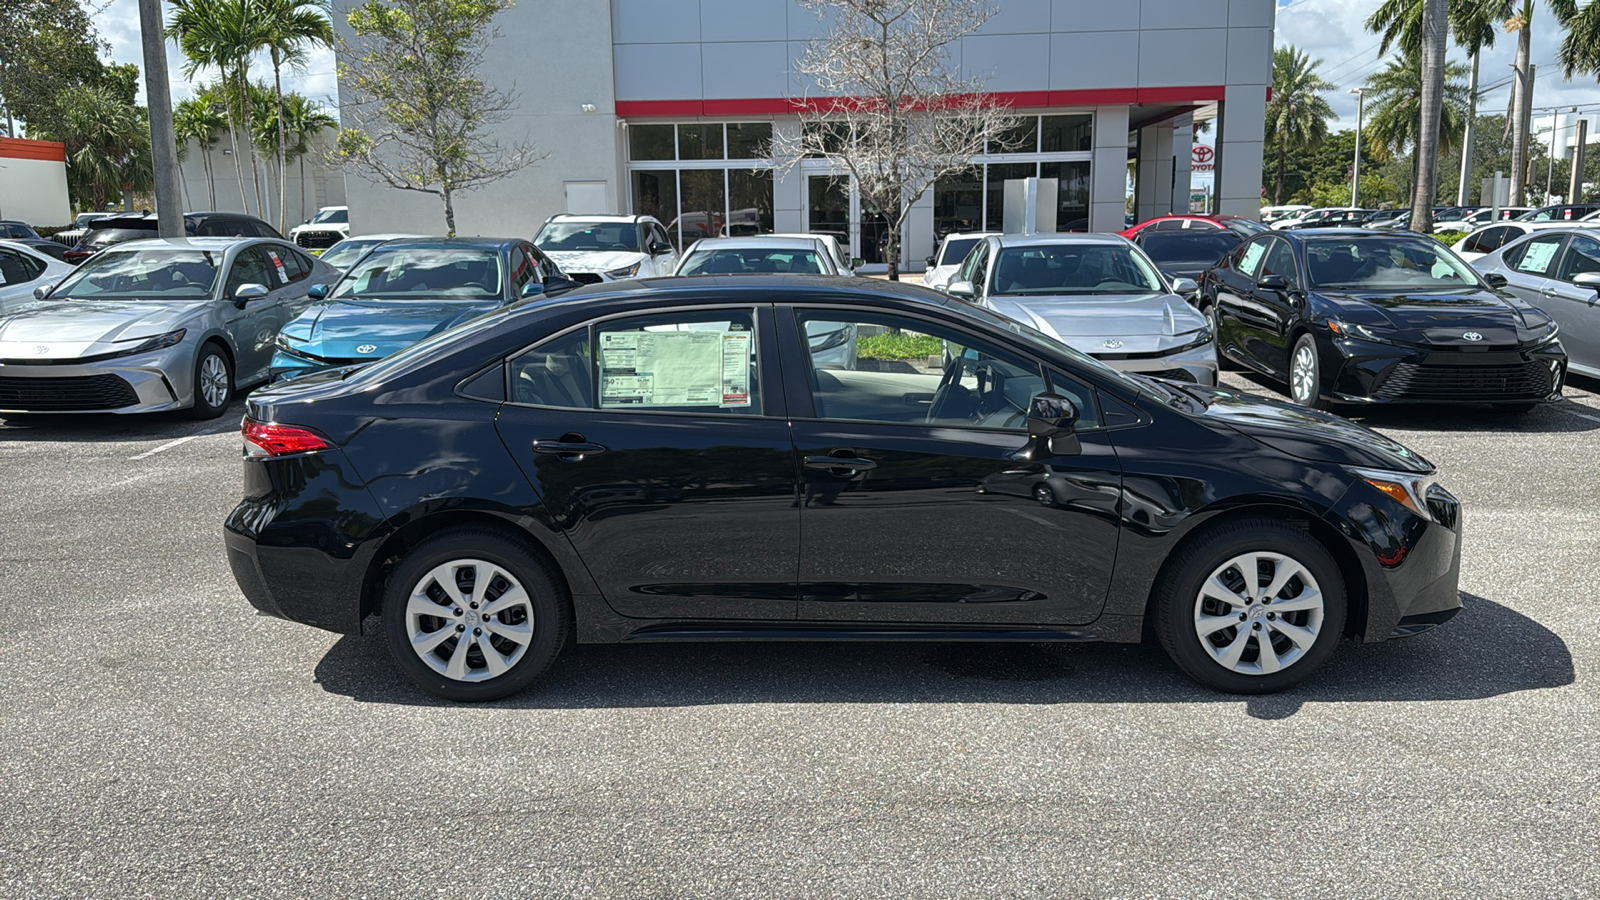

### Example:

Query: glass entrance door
xmin=807 ymin=173 xmax=895 ymax=273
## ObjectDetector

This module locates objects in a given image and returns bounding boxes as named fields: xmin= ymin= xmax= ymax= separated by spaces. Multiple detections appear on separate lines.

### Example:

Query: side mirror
xmin=850 ymin=257 xmax=865 ymax=269
xmin=33 ymin=282 xmax=58 ymax=300
xmin=925 ymin=255 xmax=936 ymax=267
xmin=1572 ymin=271 xmax=1600 ymax=292
xmin=521 ymin=280 xmax=545 ymax=298
xmin=1027 ymin=392 xmax=1081 ymax=456
xmin=1256 ymin=274 xmax=1290 ymax=292
xmin=1482 ymin=272 xmax=1509 ymax=289
xmin=306 ymin=283 xmax=329 ymax=300
xmin=232 ymin=283 xmax=269 ymax=307
xmin=649 ymin=240 xmax=674 ymax=256
xmin=1170 ymin=277 xmax=1199 ymax=296
xmin=946 ymin=280 xmax=975 ymax=299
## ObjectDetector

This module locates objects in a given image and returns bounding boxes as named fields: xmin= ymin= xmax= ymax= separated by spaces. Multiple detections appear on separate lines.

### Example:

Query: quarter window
xmin=510 ymin=328 xmax=593 ymax=408
xmin=0 ymin=247 xmax=45 ymax=285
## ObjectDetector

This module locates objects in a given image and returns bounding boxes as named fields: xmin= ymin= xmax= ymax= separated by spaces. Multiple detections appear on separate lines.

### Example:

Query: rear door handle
xmin=533 ymin=439 xmax=607 ymax=461
xmin=804 ymin=454 xmax=878 ymax=474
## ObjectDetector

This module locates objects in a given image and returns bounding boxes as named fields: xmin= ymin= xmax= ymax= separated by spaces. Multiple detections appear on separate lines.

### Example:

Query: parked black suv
xmin=64 ymin=211 xmax=282 ymax=263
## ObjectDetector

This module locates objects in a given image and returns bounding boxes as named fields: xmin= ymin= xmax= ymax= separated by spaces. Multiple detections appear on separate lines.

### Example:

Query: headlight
xmin=1530 ymin=321 xmax=1560 ymax=347
xmin=1329 ymin=320 xmax=1395 ymax=344
xmin=110 ymin=329 xmax=185 ymax=358
xmin=1348 ymin=466 xmax=1436 ymax=521
xmin=274 ymin=334 xmax=299 ymax=352
xmin=808 ymin=326 xmax=851 ymax=352
xmin=606 ymin=262 xmax=641 ymax=279
xmin=1169 ymin=325 xmax=1212 ymax=353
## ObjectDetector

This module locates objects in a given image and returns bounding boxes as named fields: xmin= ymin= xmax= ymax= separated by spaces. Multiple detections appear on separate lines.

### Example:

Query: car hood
xmin=282 ymin=297 xmax=503 ymax=358
xmin=1316 ymin=287 xmax=1555 ymax=344
xmin=0 ymin=300 xmax=199 ymax=358
xmin=984 ymin=292 xmax=1210 ymax=354
xmin=923 ymin=263 xmax=960 ymax=287
xmin=543 ymin=250 xmax=647 ymax=273
xmin=1189 ymin=384 xmax=1434 ymax=474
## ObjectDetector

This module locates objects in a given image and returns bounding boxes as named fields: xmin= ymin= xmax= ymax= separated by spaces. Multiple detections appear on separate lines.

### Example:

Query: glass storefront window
xmin=933 ymin=170 xmax=983 ymax=240
xmin=728 ymin=169 xmax=775 ymax=235
xmin=985 ymin=163 xmax=1037 ymax=233
xmin=678 ymin=124 xmax=724 ymax=160
xmin=1040 ymin=161 xmax=1091 ymax=232
xmin=632 ymin=169 xmax=678 ymax=239
xmin=988 ymin=118 xmax=1039 ymax=154
xmin=629 ymin=124 xmax=675 ymax=161
xmin=677 ymin=170 xmax=727 ymax=244
xmin=726 ymin=123 xmax=773 ymax=160
xmin=802 ymin=121 xmax=850 ymax=157
xmin=1040 ymin=115 xmax=1093 ymax=153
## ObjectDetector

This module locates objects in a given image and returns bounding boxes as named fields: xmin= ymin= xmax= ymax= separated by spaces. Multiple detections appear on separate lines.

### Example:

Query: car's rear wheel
xmin=1288 ymin=333 xmax=1325 ymax=409
xmin=381 ymin=528 xmax=569 ymax=701
xmin=1154 ymin=519 xmax=1347 ymax=693
xmin=186 ymin=343 xmax=232 ymax=419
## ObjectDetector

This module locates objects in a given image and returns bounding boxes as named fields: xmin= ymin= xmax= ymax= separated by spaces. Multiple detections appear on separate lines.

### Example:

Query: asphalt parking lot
xmin=2 ymin=371 xmax=1598 ymax=897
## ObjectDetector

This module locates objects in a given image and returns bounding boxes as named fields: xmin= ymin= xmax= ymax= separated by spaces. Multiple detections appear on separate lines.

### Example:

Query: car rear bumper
xmin=0 ymin=349 xmax=195 ymax=413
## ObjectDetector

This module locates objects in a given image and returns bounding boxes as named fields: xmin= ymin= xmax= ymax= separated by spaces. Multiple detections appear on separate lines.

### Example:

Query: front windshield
xmin=1305 ymin=237 xmax=1481 ymax=290
xmin=678 ymin=247 xmax=827 ymax=275
xmin=938 ymin=237 xmax=983 ymax=266
xmin=331 ymin=246 xmax=504 ymax=301
xmin=309 ymin=208 xmax=348 ymax=225
xmin=534 ymin=221 xmax=639 ymax=252
xmin=318 ymin=239 xmax=378 ymax=271
xmin=989 ymin=244 xmax=1166 ymax=295
xmin=50 ymin=247 xmax=220 ymax=301
xmin=1139 ymin=232 xmax=1242 ymax=265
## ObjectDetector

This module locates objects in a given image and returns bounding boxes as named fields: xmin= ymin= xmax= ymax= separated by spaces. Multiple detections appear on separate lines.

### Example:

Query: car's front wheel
xmin=1287 ymin=333 xmax=1325 ymax=409
xmin=1154 ymin=518 xmax=1347 ymax=693
xmin=186 ymin=343 xmax=233 ymax=419
xmin=381 ymin=528 xmax=570 ymax=701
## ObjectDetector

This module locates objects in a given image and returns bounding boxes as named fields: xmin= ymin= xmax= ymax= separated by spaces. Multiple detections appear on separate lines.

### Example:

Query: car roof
xmin=337 ymin=233 xmax=429 ymax=242
xmin=99 ymin=237 xmax=270 ymax=251
xmin=687 ymin=236 xmax=822 ymax=250
xmin=565 ymin=274 xmax=953 ymax=306
xmin=354 ymin=236 xmax=520 ymax=250
xmin=992 ymin=232 xmax=1130 ymax=248
xmin=546 ymin=214 xmax=648 ymax=223
xmin=1280 ymin=228 xmax=1436 ymax=240
xmin=938 ymin=231 xmax=1001 ymax=240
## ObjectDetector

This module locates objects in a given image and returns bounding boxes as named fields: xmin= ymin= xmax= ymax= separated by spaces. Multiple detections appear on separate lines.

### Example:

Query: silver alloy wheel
xmin=405 ymin=558 xmax=535 ymax=682
xmin=199 ymin=353 xmax=230 ymax=408
xmin=1193 ymin=551 xmax=1324 ymax=675
xmin=1290 ymin=343 xmax=1316 ymax=404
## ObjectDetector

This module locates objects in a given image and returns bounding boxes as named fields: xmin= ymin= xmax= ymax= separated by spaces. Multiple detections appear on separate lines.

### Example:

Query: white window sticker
xmin=599 ymin=329 xmax=752 ymax=408
xmin=266 ymin=250 xmax=289 ymax=284
xmin=1516 ymin=241 xmax=1560 ymax=275
xmin=1240 ymin=241 xmax=1267 ymax=276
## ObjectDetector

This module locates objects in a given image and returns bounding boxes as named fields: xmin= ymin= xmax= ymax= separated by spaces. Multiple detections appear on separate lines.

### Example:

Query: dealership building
xmin=333 ymin=0 xmax=1273 ymax=270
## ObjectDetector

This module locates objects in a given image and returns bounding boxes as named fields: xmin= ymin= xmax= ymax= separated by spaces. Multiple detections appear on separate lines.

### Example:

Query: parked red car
xmin=1119 ymin=215 xmax=1268 ymax=239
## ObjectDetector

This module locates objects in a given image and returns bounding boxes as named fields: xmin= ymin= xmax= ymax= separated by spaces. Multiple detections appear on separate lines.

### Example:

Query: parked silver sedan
xmin=942 ymin=233 xmax=1217 ymax=385
xmin=1470 ymin=227 xmax=1600 ymax=379
xmin=0 ymin=237 xmax=339 ymax=417
xmin=0 ymin=240 xmax=77 ymax=316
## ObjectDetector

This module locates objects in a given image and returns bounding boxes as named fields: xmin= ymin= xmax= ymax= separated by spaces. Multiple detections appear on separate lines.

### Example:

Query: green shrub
xmin=857 ymin=332 xmax=942 ymax=360
xmin=1434 ymin=230 xmax=1469 ymax=246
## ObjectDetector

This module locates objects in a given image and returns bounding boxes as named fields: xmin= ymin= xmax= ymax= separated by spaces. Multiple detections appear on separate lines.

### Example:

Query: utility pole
xmin=137 ymin=0 xmax=183 ymax=238
xmin=1571 ymin=118 xmax=1588 ymax=204
xmin=1349 ymin=88 xmax=1365 ymax=208
xmin=1458 ymin=52 xmax=1479 ymax=206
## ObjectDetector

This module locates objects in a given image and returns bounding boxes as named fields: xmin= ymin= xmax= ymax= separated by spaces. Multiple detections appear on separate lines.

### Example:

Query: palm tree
xmin=173 ymin=93 xmax=227 ymax=208
xmin=1415 ymin=0 xmax=1448 ymax=232
xmin=166 ymin=0 xmax=270 ymax=215
xmin=255 ymin=0 xmax=334 ymax=234
xmin=281 ymin=92 xmax=336 ymax=224
xmin=1266 ymin=46 xmax=1337 ymax=205
xmin=1556 ymin=3 xmax=1600 ymax=93
xmin=34 ymin=84 xmax=153 ymax=211
xmin=1363 ymin=49 xmax=1470 ymax=208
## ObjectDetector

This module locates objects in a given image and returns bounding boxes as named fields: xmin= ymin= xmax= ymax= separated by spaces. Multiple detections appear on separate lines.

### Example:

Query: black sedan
xmin=1132 ymin=229 xmax=1242 ymax=295
xmin=225 ymin=277 xmax=1463 ymax=700
xmin=1201 ymin=230 xmax=1566 ymax=411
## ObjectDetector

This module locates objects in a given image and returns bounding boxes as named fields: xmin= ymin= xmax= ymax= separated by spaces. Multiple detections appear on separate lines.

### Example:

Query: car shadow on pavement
xmin=311 ymin=592 xmax=1572 ymax=719
xmin=0 ymin=401 xmax=246 ymax=442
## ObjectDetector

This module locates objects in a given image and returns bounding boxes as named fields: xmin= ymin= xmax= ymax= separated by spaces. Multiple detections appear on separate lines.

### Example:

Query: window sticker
xmin=1516 ymin=240 xmax=1560 ymax=275
xmin=1239 ymin=241 xmax=1267 ymax=276
xmin=599 ymin=329 xmax=752 ymax=408
xmin=265 ymin=249 xmax=289 ymax=284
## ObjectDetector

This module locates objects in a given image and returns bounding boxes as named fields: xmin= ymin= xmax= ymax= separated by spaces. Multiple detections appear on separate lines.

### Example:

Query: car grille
xmin=295 ymin=231 xmax=342 ymax=249
xmin=1374 ymin=360 xmax=1553 ymax=400
xmin=568 ymin=272 xmax=604 ymax=285
xmin=1144 ymin=368 xmax=1197 ymax=383
xmin=0 ymin=374 xmax=139 ymax=410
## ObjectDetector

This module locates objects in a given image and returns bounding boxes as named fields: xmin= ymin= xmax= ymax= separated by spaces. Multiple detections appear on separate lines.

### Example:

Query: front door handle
xmin=533 ymin=438 xmax=607 ymax=462
xmin=804 ymin=454 xmax=877 ymax=476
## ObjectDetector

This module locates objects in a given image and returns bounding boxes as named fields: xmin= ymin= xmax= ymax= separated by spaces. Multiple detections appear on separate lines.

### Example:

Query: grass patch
xmin=857 ymin=331 xmax=942 ymax=360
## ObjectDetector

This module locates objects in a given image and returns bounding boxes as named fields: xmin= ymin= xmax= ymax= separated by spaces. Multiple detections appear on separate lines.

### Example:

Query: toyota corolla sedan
xmin=269 ymin=237 xmax=571 ymax=380
xmin=225 ymin=276 xmax=1463 ymax=701
xmin=942 ymin=233 xmax=1217 ymax=385
xmin=1200 ymin=230 xmax=1566 ymax=411
xmin=0 ymin=238 xmax=337 ymax=417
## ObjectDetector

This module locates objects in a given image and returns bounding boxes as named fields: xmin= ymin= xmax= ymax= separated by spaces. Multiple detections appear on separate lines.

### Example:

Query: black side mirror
xmin=1482 ymin=272 xmax=1509 ymax=289
xmin=1256 ymin=274 xmax=1290 ymax=292
xmin=649 ymin=240 xmax=673 ymax=256
xmin=1027 ymin=392 xmax=1081 ymax=456
xmin=925 ymin=255 xmax=937 ymax=267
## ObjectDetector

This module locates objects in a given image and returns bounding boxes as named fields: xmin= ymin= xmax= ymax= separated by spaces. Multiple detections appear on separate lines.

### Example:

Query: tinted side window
xmin=1506 ymin=234 xmax=1564 ymax=276
xmin=1260 ymin=240 xmax=1299 ymax=289
xmin=510 ymin=328 xmax=593 ymax=408
xmin=960 ymin=241 xmax=990 ymax=287
xmin=0 ymin=247 xmax=46 ymax=284
xmin=512 ymin=247 xmax=539 ymax=292
xmin=1556 ymin=234 xmax=1600 ymax=281
xmin=224 ymin=247 xmax=275 ymax=295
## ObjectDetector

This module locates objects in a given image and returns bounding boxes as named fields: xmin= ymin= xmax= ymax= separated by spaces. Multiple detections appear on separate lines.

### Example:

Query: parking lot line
xmin=129 ymin=434 xmax=201 ymax=460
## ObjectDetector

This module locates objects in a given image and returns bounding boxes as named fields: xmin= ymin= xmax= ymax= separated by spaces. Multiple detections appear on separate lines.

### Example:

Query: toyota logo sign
xmin=356 ymin=344 xmax=378 ymax=354
xmin=1462 ymin=332 xmax=1483 ymax=342
xmin=1192 ymin=145 xmax=1215 ymax=172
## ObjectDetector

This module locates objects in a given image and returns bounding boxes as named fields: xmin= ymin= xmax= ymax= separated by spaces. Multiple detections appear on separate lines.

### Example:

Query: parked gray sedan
xmin=1470 ymin=227 xmax=1600 ymax=379
xmin=942 ymin=233 xmax=1217 ymax=385
xmin=0 ymin=237 xmax=339 ymax=417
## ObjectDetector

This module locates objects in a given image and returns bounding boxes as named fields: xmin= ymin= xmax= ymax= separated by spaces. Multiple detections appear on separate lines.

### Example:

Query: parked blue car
xmin=270 ymin=237 xmax=572 ymax=380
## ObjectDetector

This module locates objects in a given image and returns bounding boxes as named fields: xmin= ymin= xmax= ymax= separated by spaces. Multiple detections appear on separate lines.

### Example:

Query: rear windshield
xmin=51 ymin=247 xmax=220 ymax=300
xmin=79 ymin=226 xmax=157 ymax=248
xmin=1139 ymin=232 xmax=1242 ymax=264
xmin=938 ymin=237 xmax=983 ymax=266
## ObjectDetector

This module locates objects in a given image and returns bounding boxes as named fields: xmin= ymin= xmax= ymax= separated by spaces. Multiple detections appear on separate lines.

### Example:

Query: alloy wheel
xmin=1193 ymin=551 xmax=1324 ymax=675
xmin=1290 ymin=344 xmax=1316 ymax=404
xmin=199 ymin=353 xmax=230 ymax=409
xmin=405 ymin=558 xmax=535 ymax=682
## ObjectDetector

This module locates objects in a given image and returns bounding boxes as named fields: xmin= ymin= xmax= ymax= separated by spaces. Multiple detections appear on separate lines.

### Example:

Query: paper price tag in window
xmin=266 ymin=250 xmax=289 ymax=284
xmin=720 ymin=332 xmax=751 ymax=407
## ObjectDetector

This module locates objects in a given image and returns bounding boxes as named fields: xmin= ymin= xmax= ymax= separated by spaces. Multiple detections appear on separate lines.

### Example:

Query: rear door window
xmin=1505 ymin=233 xmax=1566 ymax=276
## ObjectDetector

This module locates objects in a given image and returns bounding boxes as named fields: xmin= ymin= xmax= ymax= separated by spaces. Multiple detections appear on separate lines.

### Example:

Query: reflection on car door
xmin=222 ymin=246 xmax=291 ymax=383
xmin=1544 ymin=233 xmax=1600 ymax=370
xmin=781 ymin=306 xmax=1122 ymax=626
xmin=1211 ymin=237 xmax=1267 ymax=366
xmin=493 ymin=305 xmax=801 ymax=620
xmin=1239 ymin=237 xmax=1302 ymax=376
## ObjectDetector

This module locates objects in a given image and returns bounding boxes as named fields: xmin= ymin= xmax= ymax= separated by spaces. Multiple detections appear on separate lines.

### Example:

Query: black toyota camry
xmin=225 ymin=277 xmax=1463 ymax=701
xmin=1200 ymin=229 xmax=1566 ymax=410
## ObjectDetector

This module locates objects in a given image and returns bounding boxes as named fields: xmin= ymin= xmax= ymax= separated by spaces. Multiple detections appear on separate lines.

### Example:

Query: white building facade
xmin=335 ymin=0 xmax=1274 ymax=269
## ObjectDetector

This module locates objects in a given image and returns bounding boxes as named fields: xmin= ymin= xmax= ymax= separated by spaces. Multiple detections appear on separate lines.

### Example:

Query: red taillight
xmin=242 ymin=418 xmax=332 ymax=457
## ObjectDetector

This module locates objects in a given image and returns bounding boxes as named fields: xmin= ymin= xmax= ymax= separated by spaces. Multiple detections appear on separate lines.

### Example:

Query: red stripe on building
xmin=0 ymin=137 xmax=67 ymax=162
xmin=617 ymin=87 xmax=1228 ymax=118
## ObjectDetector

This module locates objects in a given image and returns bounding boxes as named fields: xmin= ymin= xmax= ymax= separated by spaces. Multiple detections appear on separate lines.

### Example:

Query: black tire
xmin=1287 ymin=333 xmax=1326 ymax=409
xmin=381 ymin=528 xmax=570 ymax=701
xmin=186 ymin=342 xmax=233 ymax=420
xmin=1492 ymin=402 xmax=1538 ymax=415
xmin=1153 ymin=517 xmax=1347 ymax=694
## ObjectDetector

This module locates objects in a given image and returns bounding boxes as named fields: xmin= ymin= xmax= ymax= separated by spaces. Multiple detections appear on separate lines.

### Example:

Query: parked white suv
xmin=923 ymin=231 xmax=999 ymax=290
xmin=533 ymin=214 xmax=678 ymax=284
xmin=289 ymin=206 xmax=350 ymax=252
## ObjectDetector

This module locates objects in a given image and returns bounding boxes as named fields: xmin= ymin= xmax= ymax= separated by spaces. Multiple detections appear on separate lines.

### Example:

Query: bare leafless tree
xmin=773 ymin=0 xmax=1021 ymax=280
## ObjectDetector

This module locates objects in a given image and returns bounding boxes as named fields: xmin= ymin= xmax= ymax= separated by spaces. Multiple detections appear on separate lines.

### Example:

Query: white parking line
xmin=1569 ymin=411 xmax=1600 ymax=425
xmin=129 ymin=435 xmax=200 ymax=460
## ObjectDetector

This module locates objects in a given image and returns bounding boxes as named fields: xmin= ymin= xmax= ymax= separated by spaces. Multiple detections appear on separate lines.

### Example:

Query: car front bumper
xmin=1327 ymin=477 xmax=1464 ymax=642
xmin=1322 ymin=334 xmax=1566 ymax=404
xmin=0 ymin=345 xmax=197 ymax=413
xmin=1091 ymin=340 xmax=1219 ymax=387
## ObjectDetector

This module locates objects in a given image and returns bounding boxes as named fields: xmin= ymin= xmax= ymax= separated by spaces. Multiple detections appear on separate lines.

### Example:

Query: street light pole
xmin=136 ymin=0 xmax=183 ymax=238
xmin=1349 ymin=88 xmax=1365 ymax=208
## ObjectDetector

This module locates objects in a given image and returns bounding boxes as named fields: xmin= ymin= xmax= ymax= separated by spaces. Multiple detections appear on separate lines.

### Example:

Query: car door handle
xmin=532 ymin=439 xmax=607 ymax=461
xmin=805 ymin=454 xmax=877 ymax=474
